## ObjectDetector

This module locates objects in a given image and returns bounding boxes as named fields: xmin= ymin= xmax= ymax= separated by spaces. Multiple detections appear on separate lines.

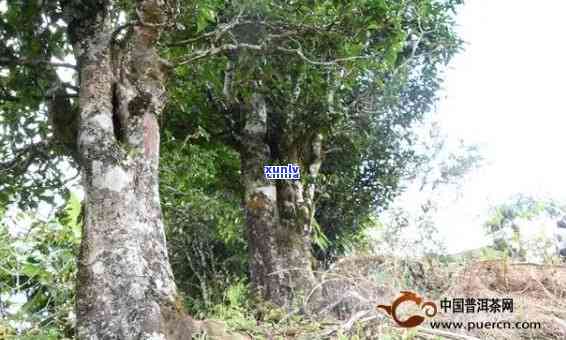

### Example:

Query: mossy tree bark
xmin=63 ymin=1 xmax=192 ymax=338
xmin=240 ymin=92 xmax=323 ymax=310
xmin=240 ymin=93 xmax=286 ymax=305
xmin=274 ymin=133 xmax=323 ymax=310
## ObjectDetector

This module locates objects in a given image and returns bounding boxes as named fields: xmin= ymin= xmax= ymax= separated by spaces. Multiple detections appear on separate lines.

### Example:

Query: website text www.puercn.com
xmin=429 ymin=320 xmax=541 ymax=331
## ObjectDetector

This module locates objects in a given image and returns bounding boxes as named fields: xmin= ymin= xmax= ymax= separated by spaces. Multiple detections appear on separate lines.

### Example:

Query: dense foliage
xmin=160 ymin=137 xmax=247 ymax=315
xmin=160 ymin=0 xmax=463 ymax=262
xmin=0 ymin=0 xmax=465 ymax=336
xmin=484 ymin=194 xmax=566 ymax=262
xmin=0 ymin=194 xmax=80 ymax=338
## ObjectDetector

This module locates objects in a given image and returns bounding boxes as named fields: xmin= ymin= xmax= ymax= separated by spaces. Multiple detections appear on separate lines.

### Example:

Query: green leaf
xmin=22 ymin=262 xmax=41 ymax=278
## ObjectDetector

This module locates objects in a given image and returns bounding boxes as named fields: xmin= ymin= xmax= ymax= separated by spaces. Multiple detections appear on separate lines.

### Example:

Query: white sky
xmin=418 ymin=0 xmax=566 ymax=253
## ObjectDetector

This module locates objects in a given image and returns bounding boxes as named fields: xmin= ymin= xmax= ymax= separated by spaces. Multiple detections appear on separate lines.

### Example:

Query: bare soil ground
xmin=297 ymin=257 xmax=566 ymax=339
xmin=194 ymin=257 xmax=566 ymax=339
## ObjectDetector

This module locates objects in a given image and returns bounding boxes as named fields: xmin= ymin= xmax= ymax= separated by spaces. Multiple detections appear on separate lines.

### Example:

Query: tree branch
xmin=176 ymin=42 xmax=373 ymax=67
xmin=0 ymin=57 xmax=77 ymax=70
xmin=276 ymin=46 xmax=373 ymax=66
xmin=0 ymin=140 xmax=52 ymax=175
xmin=166 ymin=9 xmax=245 ymax=47
xmin=222 ymin=57 xmax=236 ymax=102
xmin=175 ymin=43 xmax=265 ymax=65
xmin=0 ymin=91 xmax=78 ymax=103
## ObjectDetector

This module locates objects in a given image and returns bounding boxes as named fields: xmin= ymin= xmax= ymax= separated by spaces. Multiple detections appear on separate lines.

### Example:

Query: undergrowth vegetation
xmin=2 ymin=194 xmax=566 ymax=340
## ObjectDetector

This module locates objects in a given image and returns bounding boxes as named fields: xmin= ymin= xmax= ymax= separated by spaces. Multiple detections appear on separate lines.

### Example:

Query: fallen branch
xmin=529 ymin=268 xmax=556 ymax=300
xmin=553 ymin=316 xmax=566 ymax=330
xmin=342 ymin=310 xmax=371 ymax=331
xmin=416 ymin=326 xmax=482 ymax=340
xmin=314 ymin=309 xmax=373 ymax=338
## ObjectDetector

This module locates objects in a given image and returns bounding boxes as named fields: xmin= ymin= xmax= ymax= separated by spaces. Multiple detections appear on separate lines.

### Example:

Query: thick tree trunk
xmin=241 ymin=93 xmax=323 ymax=309
xmin=240 ymin=93 xmax=287 ymax=305
xmin=275 ymin=133 xmax=324 ymax=309
xmin=67 ymin=1 xmax=192 ymax=338
xmin=275 ymin=178 xmax=319 ymax=308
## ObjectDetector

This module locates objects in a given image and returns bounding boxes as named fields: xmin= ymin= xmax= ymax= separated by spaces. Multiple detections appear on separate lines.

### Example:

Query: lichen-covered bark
xmin=275 ymin=178 xmax=319 ymax=306
xmin=241 ymin=92 xmax=323 ymax=309
xmin=66 ymin=1 xmax=192 ymax=338
xmin=275 ymin=133 xmax=323 ymax=310
xmin=240 ymin=93 xmax=286 ymax=305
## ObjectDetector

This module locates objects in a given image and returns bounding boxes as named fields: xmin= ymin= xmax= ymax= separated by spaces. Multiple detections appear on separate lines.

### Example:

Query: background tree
xmin=483 ymin=194 xmax=566 ymax=263
xmin=373 ymin=119 xmax=483 ymax=258
xmin=162 ymin=0 xmax=464 ymax=309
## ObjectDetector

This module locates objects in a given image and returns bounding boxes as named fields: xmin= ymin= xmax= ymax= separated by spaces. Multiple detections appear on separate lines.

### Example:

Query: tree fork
xmin=66 ymin=1 xmax=192 ymax=338
xmin=241 ymin=91 xmax=323 ymax=310
xmin=274 ymin=133 xmax=324 ymax=312
xmin=240 ymin=93 xmax=287 ymax=305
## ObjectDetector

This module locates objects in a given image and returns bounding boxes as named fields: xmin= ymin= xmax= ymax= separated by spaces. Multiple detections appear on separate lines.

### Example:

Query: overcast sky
xmin=412 ymin=0 xmax=566 ymax=253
